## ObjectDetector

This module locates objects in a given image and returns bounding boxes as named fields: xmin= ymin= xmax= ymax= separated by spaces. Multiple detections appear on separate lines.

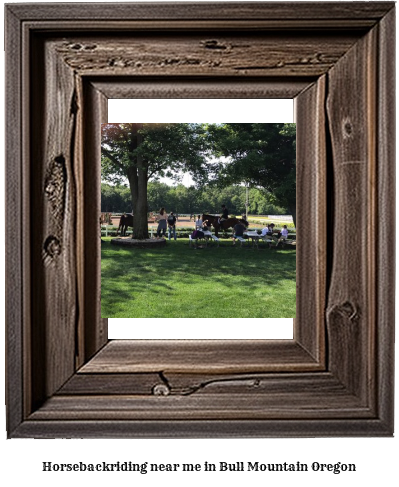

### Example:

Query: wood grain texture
xmin=21 ymin=19 xmax=383 ymax=32
xmin=80 ymin=81 xmax=108 ymax=364
xmin=30 ymin=37 xmax=78 ymax=408
xmin=59 ymin=371 xmax=357 ymax=397
xmin=58 ymin=372 xmax=162 ymax=395
xmin=7 ymin=2 xmax=394 ymax=22
xmin=53 ymin=34 xmax=360 ymax=78
xmin=5 ymin=5 xmax=24 ymax=436
xmin=326 ymin=26 xmax=377 ymax=405
xmin=30 ymin=393 xmax=371 ymax=421
xmin=375 ymin=7 xmax=395 ymax=432
xmin=35 ymin=371 xmax=374 ymax=422
xmin=79 ymin=340 xmax=321 ymax=374
xmin=92 ymin=79 xmax=311 ymax=100
xmin=295 ymin=76 xmax=326 ymax=363
xmin=5 ymin=2 xmax=395 ymax=438
xmin=14 ymin=418 xmax=391 ymax=439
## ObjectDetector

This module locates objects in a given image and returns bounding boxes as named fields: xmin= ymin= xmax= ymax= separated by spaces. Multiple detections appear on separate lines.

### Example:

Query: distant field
xmin=247 ymin=215 xmax=294 ymax=224
xmin=101 ymin=215 xmax=296 ymax=236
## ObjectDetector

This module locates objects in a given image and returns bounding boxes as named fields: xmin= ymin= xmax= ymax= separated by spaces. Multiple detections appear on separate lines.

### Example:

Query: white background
xmin=1 ymin=1 xmax=398 ymax=486
xmin=108 ymin=98 xmax=295 ymax=339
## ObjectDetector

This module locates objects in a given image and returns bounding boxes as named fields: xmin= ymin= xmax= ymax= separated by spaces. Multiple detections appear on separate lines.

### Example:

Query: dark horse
xmin=117 ymin=213 xmax=134 ymax=236
xmin=202 ymin=214 xmax=249 ymax=237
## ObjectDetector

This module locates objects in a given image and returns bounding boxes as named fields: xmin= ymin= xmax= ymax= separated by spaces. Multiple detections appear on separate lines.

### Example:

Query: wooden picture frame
xmin=5 ymin=2 xmax=395 ymax=438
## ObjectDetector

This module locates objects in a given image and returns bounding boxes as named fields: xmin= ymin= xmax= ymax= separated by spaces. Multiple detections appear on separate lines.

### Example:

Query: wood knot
xmin=44 ymin=156 xmax=66 ymax=213
xmin=343 ymin=119 xmax=353 ymax=137
xmin=328 ymin=301 xmax=359 ymax=322
xmin=44 ymin=180 xmax=56 ymax=197
xmin=340 ymin=301 xmax=358 ymax=320
xmin=152 ymin=384 xmax=170 ymax=396
xmin=83 ymin=44 xmax=97 ymax=51
xmin=201 ymin=40 xmax=227 ymax=50
xmin=43 ymin=236 xmax=62 ymax=265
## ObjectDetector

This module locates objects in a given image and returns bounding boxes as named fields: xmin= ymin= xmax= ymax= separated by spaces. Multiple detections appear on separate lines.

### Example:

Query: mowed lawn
xmin=101 ymin=238 xmax=296 ymax=318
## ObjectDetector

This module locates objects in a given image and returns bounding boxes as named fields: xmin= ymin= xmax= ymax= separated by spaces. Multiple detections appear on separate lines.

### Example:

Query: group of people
xmin=157 ymin=205 xmax=231 ymax=240
xmin=260 ymin=223 xmax=289 ymax=246
xmin=155 ymin=208 xmax=178 ymax=240
xmin=232 ymin=221 xmax=289 ymax=246
xmin=155 ymin=205 xmax=290 ymax=246
xmin=156 ymin=210 xmax=210 ymax=241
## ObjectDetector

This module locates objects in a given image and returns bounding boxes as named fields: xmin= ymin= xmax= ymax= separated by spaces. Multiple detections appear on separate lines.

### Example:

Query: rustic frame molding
xmin=5 ymin=2 xmax=395 ymax=437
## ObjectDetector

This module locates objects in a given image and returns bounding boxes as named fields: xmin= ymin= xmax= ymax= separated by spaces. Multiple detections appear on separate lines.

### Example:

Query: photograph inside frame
xmin=101 ymin=117 xmax=296 ymax=321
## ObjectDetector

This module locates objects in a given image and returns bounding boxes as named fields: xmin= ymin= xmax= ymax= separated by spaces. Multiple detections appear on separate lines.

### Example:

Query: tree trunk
xmin=128 ymin=174 xmax=149 ymax=239
xmin=125 ymin=124 xmax=149 ymax=239
xmin=133 ymin=177 xmax=149 ymax=239
xmin=133 ymin=126 xmax=149 ymax=239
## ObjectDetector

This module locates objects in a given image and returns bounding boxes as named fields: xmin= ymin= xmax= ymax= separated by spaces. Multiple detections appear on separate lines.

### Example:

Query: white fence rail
xmin=267 ymin=215 xmax=293 ymax=221
xmin=101 ymin=225 xmax=157 ymax=237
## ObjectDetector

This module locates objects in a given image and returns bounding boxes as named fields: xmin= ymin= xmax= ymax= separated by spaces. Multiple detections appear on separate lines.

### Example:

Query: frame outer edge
xmin=5 ymin=6 xmax=24 ymax=436
xmin=376 ymin=7 xmax=395 ymax=433
xmin=5 ymin=2 xmax=395 ymax=438
xmin=12 ymin=418 xmax=393 ymax=439
xmin=5 ymin=2 xmax=395 ymax=21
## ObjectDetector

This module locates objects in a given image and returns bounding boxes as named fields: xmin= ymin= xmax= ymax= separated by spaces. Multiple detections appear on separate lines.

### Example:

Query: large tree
xmin=101 ymin=123 xmax=211 ymax=239
xmin=209 ymin=123 xmax=297 ymax=225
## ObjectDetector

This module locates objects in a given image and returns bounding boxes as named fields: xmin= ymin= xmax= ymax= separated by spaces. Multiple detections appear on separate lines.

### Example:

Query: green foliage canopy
xmin=208 ymin=123 xmax=296 ymax=223
xmin=101 ymin=123 xmax=214 ymax=238
xmin=101 ymin=123 xmax=212 ymax=185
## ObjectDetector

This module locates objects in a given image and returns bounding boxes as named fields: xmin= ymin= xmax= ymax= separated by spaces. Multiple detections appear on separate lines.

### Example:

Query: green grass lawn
xmin=101 ymin=238 xmax=296 ymax=318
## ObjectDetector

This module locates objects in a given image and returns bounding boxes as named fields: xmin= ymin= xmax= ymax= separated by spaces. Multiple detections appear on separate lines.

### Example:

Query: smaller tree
xmin=209 ymin=123 xmax=297 ymax=225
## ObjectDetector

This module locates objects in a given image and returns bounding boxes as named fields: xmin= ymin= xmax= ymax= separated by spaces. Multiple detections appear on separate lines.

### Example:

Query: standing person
xmin=156 ymin=207 xmax=167 ymax=238
xmin=195 ymin=214 xmax=203 ymax=229
xmin=167 ymin=211 xmax=177 ymax=241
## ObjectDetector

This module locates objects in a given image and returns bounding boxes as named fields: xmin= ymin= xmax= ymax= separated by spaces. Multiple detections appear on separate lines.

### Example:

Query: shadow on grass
xmin=101 ymin=239 xmax=296 ymax=317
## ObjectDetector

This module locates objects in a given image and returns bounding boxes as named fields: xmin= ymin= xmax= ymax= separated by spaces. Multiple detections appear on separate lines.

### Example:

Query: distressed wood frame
xmin=5 ymin=2 xmax=395 ymax=438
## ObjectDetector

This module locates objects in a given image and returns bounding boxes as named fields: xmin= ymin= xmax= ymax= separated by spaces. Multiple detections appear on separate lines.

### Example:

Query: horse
xmin=201 ymin=214 xmax=249 ymax=237
xmin=117 ymin=213 xmax=133 ymax=236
